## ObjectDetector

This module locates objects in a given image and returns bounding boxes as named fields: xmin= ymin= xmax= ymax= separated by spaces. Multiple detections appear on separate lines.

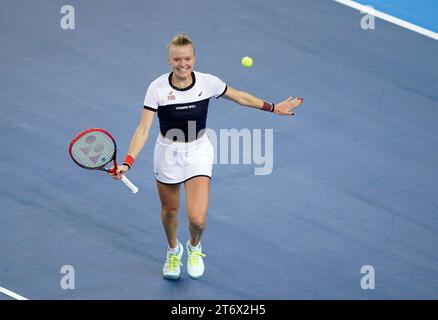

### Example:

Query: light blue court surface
xmin=354 ymin=0 xmax=438 ymax=32
xmin=1 ymin=0 xmax=438 ymax=300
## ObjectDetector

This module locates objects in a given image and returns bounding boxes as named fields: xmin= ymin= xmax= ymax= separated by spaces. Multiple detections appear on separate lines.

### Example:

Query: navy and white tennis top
xmin=144 ymin=71 xmax=227 ymax=142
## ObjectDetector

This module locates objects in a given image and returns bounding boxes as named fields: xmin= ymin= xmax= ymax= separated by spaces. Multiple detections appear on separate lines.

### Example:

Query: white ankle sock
xmin=188 ymin=241 xmax=201 ymax=251
xmin=168 ymin=240 xmax=180 ymax=254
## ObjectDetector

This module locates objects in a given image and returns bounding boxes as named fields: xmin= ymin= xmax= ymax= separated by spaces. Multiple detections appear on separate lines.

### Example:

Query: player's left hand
xmin=274 ymin=96 xmax=304 ymax=116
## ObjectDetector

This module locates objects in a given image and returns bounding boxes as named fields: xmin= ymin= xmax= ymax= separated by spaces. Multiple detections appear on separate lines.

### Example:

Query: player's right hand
xmin=108 ymin=164 xmax=130 ymax=180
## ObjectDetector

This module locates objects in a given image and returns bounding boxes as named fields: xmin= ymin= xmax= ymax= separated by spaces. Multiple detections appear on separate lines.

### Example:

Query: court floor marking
xmin=334 ymin=0 xmax=438 ymax=40
xmin=0 ymin=286 xmax=29 ymax=300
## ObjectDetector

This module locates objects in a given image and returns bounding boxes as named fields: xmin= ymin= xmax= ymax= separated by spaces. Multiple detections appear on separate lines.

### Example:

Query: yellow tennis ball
xmin=241 ymin=56 xmax=253 ymax=68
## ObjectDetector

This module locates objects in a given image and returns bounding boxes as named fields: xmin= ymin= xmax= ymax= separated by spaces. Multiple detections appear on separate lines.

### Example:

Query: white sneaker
xmin=162 ymin=242 xmax=184 ymax=280
xmin=186 ymin=241 xmax=206 ymax=279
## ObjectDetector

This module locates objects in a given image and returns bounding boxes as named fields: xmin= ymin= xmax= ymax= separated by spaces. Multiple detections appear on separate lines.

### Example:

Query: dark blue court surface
xmin=1 ymin=0 xmax=437 ymax=299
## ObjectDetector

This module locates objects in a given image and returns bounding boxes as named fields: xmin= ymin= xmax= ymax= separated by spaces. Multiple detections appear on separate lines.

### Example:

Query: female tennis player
xmin=110 ymin=34 xmax=303 ymax=280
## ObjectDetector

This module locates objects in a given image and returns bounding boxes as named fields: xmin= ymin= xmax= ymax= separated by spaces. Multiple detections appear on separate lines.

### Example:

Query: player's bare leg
xmin=157 ymin=182 xmax=181 ymax=249
xmin=185 ymin=176 xmax=210 ymax=246
xmin=184 ymin=176 xmax=210 ymax=279
xmin=157 ymin=181 xmax=184 ymax=279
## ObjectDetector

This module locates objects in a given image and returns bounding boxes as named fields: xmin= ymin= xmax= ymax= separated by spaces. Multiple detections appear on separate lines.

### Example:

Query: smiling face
xmin=168 ymin=44 xmax=196 ymax=81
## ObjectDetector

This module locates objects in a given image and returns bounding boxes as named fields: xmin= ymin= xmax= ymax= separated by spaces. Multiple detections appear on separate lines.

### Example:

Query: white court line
xmin=0 ymin=286 xmax=29 ymax=300
xmin=334 ymin=0 xmax=438 ymax=40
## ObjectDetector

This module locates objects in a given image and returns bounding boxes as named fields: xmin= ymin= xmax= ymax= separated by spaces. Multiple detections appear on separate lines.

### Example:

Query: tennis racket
xmin=69 ymin=128 xmax=139 ymax=193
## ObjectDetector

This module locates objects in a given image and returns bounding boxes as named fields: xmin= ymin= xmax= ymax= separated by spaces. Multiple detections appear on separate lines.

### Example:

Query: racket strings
xmin=71 ymin=131 xmax=115 ymax=169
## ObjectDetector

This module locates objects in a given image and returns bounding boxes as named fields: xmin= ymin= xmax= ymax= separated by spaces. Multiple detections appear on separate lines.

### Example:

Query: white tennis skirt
xmin=153 ymin=133 xmax=214 ymax=184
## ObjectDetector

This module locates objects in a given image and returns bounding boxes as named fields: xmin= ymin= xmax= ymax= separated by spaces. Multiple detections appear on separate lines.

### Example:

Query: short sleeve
xmin=208 ymin=74 xmax=227 ymax=99
xmin=143 ymin=82 xmax=159 ymax=111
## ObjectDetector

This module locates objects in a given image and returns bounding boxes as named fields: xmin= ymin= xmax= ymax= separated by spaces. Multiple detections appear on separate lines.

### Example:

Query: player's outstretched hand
xmin=108 ymin=164 xmax=130 ymax=180
xmin=274 ymin=96 xmax=304 ymax=116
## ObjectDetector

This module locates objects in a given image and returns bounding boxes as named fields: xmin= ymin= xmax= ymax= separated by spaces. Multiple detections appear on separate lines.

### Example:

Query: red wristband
xmin=262 ymin=101 xmax=274 ymax=112
xmin=123 ymin=155 xmax=135 ymax=168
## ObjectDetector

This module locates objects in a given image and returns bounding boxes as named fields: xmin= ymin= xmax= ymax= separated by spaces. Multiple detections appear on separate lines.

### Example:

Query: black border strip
xmin=216 ymin=85 xmax=228 ymax=99
xmin=168 ymin=72 xmax=196 ymax=91
xmin=156 ymin=175 xmax=211 ymax=185
xmin=144 ymin=105 xmax=158 ymax=112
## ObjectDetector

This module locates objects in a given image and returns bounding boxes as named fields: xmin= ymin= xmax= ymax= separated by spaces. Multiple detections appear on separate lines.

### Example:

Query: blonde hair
xmin=167 ymin=33 xmax=195 ymax=55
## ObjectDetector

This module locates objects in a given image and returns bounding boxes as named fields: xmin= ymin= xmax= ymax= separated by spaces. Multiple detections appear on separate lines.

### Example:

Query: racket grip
xmin=121 ymin=175 xmax=139 ymax=193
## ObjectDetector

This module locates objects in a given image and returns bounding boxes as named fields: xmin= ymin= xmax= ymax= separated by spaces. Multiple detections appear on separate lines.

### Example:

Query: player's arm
xmin=222 ymin=86 xmax=303 ymax=116
xmin=126 ymin=109 xmax=155 ymax=159
xmin=111 ymin=109 xmax=155 ymax=179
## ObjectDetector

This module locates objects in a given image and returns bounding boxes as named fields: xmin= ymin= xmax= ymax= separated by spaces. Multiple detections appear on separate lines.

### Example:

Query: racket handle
xmin=121 ymin=175 xmax=139 ymax=193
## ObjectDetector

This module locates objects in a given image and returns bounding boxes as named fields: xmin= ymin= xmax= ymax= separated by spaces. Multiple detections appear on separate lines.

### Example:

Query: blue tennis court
xmin=1 ymin=0 xmax=437 ymax=300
